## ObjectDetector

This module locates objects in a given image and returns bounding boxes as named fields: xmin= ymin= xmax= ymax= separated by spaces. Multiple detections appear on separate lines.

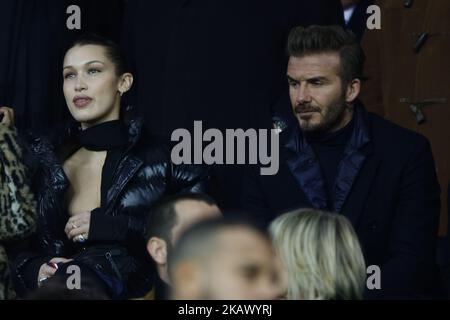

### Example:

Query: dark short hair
xmin=145 ymin=192 xmax=218 ymax=243
xmin=287 ymin=25 xmax=365 ymax=85
xmin=65 ymin=33 xmax=128 ymax=75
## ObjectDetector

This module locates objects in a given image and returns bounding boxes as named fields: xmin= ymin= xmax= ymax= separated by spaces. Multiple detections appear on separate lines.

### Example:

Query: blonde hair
xmin=269 ymin=209 xmax=366 ymax=300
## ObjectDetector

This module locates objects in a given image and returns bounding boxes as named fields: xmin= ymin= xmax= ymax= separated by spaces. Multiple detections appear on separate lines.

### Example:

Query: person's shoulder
xmin=369 ymin=113 xmax=431 ymax=162
xmin=367 ymin=112 xmax=430 ymax=153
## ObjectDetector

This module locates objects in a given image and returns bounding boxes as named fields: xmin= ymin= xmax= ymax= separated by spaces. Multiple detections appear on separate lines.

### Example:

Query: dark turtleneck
xmin=305 ymin=116 xmax=355 ymax=210
xmin=77 ymin=120 xmax=129 ymax=207
xmin=77 ymin=120 xmax=128 ymax=151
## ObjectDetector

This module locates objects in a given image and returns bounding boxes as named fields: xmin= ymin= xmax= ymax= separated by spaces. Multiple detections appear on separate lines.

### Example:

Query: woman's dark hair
xmin=65 ymin=33 xmax=128 ymax=76
xmin=287 ymin=25 xmax=365 ymax=86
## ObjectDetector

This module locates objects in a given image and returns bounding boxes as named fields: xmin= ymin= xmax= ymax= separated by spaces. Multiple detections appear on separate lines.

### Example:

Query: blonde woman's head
xmin=269 ymin=208 xmax=366 ymax=300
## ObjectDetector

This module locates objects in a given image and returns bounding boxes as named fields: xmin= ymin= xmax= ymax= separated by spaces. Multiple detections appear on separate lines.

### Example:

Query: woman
xmin=0 ymin=107 xmax=37 ymax=299
xmin=13 ymin=34 xmax=208 ymax=299
xmin=269 ymin=208 xmax=366 ymax=300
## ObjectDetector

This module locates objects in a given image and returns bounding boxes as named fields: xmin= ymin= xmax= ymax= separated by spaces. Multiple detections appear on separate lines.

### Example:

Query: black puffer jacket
xmin=13 ymin=117 xmax=209 ymax=298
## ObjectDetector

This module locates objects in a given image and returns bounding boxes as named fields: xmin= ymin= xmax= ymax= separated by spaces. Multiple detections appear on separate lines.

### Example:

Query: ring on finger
xmin=38 ymin=277 xmax=49 ymax=287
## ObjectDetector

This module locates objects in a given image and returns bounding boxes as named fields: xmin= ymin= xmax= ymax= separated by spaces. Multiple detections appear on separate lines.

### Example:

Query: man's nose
xmin=296 ymin=84 xmax=311 ymax=104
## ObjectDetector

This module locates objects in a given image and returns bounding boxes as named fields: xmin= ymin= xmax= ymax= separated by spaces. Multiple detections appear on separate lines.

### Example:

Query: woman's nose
xmin=75 ymin=77 xmax=87 ymax=91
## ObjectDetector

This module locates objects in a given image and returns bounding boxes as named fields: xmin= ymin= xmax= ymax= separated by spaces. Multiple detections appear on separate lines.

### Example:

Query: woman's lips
xmin=73 ymin=97 xmax=92 ymax=108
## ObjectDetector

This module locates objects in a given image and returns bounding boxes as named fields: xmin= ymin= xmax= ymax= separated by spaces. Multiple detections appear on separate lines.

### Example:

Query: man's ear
xmin=118 ymin=73 xmax=134 ymax=95
xmin=147 ymin=237 xmax=168 ymax=265
xmin=345 ymin=78 xmax=361 ymax=104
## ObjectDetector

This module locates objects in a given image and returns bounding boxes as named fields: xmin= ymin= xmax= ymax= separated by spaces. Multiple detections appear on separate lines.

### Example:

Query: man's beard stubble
xmin=294 ymin=92 xmax=351 ymax=134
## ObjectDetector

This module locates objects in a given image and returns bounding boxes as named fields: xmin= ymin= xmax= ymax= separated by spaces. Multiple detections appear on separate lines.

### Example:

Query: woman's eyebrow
xmin=63 ymin=60 xmax=105 ymax=70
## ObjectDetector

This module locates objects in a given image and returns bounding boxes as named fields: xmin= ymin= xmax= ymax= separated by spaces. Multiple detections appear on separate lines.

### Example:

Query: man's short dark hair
xmin=145 ymin=193 xmax=218 ymax=243
xmin=66 ymin=33 xmax=128 ymax=75
xmin=287 ymin=25 xmax=365 ymax=86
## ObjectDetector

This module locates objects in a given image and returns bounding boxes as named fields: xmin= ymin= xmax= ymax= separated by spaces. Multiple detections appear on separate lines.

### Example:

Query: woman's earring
xmin=119 ymin=91 xmax=123 ymax=97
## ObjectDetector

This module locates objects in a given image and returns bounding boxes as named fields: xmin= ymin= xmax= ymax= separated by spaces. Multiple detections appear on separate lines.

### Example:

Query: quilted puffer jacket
xmin=12 ymin=117 xmax=209 ymax=298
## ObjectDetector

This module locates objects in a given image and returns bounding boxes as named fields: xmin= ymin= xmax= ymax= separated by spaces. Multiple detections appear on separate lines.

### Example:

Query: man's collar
xmin=347 ymin=99 xmax=371 ymax=150
xmin=279 ymin=99 xmax=372 ymax=154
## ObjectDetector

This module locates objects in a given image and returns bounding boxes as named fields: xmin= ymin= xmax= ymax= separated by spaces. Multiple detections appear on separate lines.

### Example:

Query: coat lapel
xmin=281 ymin=126 xmax=328 ymax=210
xmin=332 ymin=101 xmax=372 ymax=213
xmin=279 ymin=100 xmax=376 ymax=217
xmin=340 ymin=149 xmax=380 ymax=226
xmin=104 ymin=117 xmax=145 ymax=214
xmin=335 ymin=102 xmax=380 ymax=225
xmin=105 ymin=155 xmax=143 ymax=215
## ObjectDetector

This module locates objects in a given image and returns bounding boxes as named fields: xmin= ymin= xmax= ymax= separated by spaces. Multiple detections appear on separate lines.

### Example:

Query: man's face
xmin=171 ymin=200 xmax=222 ymax=244
xmin=147 ymin=200 xmax=221 ymax=284
xmin=287 ymin=53 xmax=352 ymax=134
xmin=199 ymin=227 xmax=282 ymax=300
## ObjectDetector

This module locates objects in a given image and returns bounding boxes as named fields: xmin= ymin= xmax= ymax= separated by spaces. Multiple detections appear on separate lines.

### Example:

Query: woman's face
xmin=63 ymin=44 xmax=130 ymax=129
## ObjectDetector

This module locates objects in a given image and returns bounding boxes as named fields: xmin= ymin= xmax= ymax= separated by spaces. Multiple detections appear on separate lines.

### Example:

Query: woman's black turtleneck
xmin=305 ymin=116 xmax=354 ymax=209
xmin=77 ymin=120 xmax=128 ymax=207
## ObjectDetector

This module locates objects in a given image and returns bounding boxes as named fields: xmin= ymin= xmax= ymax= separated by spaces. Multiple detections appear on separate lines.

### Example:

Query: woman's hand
xmin=65 ymin=211 xmax=91 ymax=242
xmin=0 ymin=106 xmax=14 ymax=126
xmin=37 ymin=257 xmax=73 ymax=287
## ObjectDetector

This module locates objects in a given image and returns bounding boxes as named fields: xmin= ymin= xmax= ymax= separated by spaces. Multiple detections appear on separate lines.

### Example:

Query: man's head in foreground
xmin=146 ymin=193 xmax=222 ymax=284
xmin=168 ymin=218 xmax=283 ymax=300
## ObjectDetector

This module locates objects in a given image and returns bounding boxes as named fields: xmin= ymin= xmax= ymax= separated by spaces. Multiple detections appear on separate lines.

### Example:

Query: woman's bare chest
xmin=63 ymin=150 xmax=107 ymax=216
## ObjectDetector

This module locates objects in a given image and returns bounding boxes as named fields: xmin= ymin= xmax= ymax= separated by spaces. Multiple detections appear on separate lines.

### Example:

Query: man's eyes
xmin=241 ymin=266 xmax=260 ymax=281
xmin=310 ymin=79 xmax=324 ymax=86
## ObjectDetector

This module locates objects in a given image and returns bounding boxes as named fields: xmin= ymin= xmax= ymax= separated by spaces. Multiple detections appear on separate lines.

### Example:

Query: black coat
xmin=242 ymin=101 xmax=441 ymax=299
xmin=13 ymin=117 xmax=209 ymax=298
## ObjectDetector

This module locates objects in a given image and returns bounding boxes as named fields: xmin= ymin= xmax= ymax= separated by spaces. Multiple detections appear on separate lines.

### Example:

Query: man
xmin=242 ymin=25 xmax=441 ymax=298
xmin=145 ymin=193 xmax=222 ymax=299
xmin=122 ymin=0 xmax=344 ymax=210
xmin=169 ymin=219 xmax=281 ymax=300
xmin=168 ymin=219 xmax=282 ymax=300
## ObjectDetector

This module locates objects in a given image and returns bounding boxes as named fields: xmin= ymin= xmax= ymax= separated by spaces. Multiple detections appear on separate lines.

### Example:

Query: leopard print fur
xmin=0 ymin=125 xmax=37 ymax=299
